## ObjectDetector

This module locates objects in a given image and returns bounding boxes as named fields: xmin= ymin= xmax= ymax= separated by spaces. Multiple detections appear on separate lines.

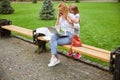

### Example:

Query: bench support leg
xmin=38 ymin=40 xmax=47 ymax=52
xmin=110 ymin=47 xmax=120 ymax=80
xmin=113 ymin=51 xmax=120 ymax=80
xmin=0 ymin=19 xmax=12 ymax=38
xmin=33 ymin=30 xmax=47 ymax=53
xmin=34 ymin=40 xmax=47 ymax=53
xmin=0 ymin=27 xmax=11 ymax=38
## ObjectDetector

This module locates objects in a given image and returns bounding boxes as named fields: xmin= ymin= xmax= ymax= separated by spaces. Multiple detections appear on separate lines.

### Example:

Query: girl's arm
xmin=66 ymin=16 xmax=73 ymax=24
xmin=68 ymin=16 xmax=80 ymax=23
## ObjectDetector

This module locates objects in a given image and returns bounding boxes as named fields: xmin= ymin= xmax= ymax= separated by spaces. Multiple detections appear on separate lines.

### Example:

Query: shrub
xmin=75 ymin=0 xmax=80 ymax=3
xmin=39 ymin=0 xmax=55 ymax=20
xmin=0 ymin=0 xmax=14 ymax=14
xmin=32 ymin=0 xmax=37 ymax=3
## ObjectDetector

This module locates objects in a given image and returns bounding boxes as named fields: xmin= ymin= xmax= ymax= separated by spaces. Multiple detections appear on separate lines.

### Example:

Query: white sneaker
xmin=48 ymin=58 xmax=60 ymax=67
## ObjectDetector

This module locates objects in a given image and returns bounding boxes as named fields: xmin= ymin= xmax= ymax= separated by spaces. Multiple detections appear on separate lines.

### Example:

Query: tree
xmin=0 ymin=0 xmax=14 ymax=14
xmin=39 ymin=0 xmax=55 ymax=20
xmin=32 ymin=0 xmax=37 ymax=3
xmin=75 ymin=0 xmax=80 ymax=3
xmin=62 ymin=0 xmax=66 ymax=2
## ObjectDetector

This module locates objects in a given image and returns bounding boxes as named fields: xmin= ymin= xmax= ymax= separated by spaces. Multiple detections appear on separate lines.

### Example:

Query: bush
xmin=75 ymin=0 xmax=80 ymax=3
xmin=0 ymin=0 xmax=14 ymax=14
xmin=39 ymin=0 xmax=55 ymax=20
xmin=32 ymin=0 xmax=37 ymax=3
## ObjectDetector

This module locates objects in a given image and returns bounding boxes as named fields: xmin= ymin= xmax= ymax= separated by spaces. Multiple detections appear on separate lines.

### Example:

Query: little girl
xmin=67 ymin=4 xmax=81 ymax=59
xmin=67 ymin=4 xmax=80 ymax=36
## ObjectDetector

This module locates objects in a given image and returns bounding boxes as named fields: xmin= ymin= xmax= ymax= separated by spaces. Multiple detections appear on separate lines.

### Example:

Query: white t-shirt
xmin=56 ymin=15 xmax=74 ymax=34
xmin=69 ymin=13 xmax=80 ymax=35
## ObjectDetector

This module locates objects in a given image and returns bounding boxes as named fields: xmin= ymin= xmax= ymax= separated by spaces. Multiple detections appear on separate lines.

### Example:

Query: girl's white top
xmin=68 ymin=13 xmax=80 ymax=35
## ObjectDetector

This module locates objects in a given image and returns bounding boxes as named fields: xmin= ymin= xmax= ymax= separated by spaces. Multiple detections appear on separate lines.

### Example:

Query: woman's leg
xmin=48 ymin=32 xmax=73 ymax=67
xmin=50 ymin=32 xmax=73 ymax=58
xmin=48 ymin=34 xmax=61 ymax=67
xmin=57 ymin=31 xmax=73 ymax=45
xmin=50 ymin=34 xmax=60 ymax=58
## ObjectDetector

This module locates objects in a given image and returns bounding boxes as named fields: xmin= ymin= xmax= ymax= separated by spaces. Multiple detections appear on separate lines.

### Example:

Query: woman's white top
xmin=56 ymin=14 xmax=74 ymax=34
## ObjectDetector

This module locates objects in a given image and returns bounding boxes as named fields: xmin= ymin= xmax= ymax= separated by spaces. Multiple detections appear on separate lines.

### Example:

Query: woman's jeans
xmin=50 ymin=31 xmax=73 ymax=58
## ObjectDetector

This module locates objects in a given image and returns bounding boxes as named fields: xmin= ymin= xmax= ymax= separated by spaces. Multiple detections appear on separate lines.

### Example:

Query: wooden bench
xmin=1 ymin=25 xmax=111 ymax=62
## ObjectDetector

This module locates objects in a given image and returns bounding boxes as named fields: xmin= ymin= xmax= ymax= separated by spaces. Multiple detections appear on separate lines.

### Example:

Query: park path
xmin=0 ymin=37 xmax=113 ymax=80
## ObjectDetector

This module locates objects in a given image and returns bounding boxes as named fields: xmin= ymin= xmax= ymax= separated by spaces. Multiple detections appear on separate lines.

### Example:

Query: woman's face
xmin=59 ymin=9 xmax=63 ymax=15
xmin=58 ymin=6 xmax=69 ymax=18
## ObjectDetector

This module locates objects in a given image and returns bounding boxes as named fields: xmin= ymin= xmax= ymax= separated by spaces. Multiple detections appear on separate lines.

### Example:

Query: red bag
xmin=72 ymin=35 xmax=82 ymax=47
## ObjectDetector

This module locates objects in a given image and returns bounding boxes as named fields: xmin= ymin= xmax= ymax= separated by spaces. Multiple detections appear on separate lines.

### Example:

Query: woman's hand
xmin=56 ymin=12 xmax=62 ymax=26
xmin=57 ymin=11 xmax=62 ymax=19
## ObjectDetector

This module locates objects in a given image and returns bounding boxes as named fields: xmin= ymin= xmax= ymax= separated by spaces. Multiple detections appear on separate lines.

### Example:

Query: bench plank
xmin=82 ymin=44 xmax=110 ymax=54
xmin=1 ymin=25 xmax=110 ymax=62
xmin=2 ymin=25 xmax=33 ymax=37
xmin=62 ymin=45 xmax=110 ymax=62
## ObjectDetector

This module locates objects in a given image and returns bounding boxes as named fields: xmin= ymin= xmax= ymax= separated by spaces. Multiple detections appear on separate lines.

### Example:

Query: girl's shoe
xmin=67 ymin=51 xmax=74 ymax=57
xmin=74 ymin=52 xmax=81 ymax=59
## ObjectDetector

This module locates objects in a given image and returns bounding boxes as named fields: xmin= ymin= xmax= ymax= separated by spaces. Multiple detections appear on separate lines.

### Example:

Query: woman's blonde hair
xmin=58 ymin=2 xmax=69 ymax=19
xmin=69 ymin=4 xmax=79 ymax=14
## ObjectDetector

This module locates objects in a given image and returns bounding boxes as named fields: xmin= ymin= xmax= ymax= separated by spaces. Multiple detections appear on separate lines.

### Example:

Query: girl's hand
xmin=67 ymin=16 xmax=73 ymax=24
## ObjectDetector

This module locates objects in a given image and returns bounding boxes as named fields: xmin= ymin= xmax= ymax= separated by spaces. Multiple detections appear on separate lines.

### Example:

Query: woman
xmin=48 ymin=2 xmax=75 ymax=67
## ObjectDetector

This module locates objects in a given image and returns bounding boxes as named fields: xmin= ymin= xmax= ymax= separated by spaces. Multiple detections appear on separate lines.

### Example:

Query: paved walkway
xmin=0 ymin=37 xmax=113 ymax=80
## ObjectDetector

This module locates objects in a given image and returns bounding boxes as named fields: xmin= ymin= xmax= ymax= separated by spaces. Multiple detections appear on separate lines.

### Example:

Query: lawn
xmin=0 ymin=2 xmax=120 ymax=64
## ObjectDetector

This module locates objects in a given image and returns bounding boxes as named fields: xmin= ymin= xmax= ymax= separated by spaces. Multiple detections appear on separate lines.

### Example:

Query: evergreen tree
xmin=39 ymin=0 xmax=55 ymax=20
xmin=0 ymin=0 xmax=14 ymax=14
xmin=32 ymin=0 xmax=37 ymax=3
xmin=75 ymin=0 xmax=80 ymax=3
xmin=62 ymin=0 xmax=66 ymax=2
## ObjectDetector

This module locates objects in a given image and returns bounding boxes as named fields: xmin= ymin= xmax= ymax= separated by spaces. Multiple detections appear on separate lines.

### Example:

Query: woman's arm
xmin=55 ymin=12 xmax=63 ymax=32
xmin=55 ymin=11 xmax=62 ymax=26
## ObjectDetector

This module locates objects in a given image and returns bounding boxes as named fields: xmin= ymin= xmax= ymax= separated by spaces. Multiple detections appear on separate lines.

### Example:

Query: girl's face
xmin=70 ymin=8 xmax=75 ymax=14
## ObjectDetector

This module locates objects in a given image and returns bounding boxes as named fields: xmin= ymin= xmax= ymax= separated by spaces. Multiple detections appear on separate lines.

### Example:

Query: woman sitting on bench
xmin=48 ymin=2 xmax=80 ymax=67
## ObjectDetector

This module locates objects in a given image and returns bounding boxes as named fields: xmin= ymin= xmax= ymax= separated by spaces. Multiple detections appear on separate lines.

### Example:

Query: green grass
xmin=0 ymin=2 xmax=120 ymax=66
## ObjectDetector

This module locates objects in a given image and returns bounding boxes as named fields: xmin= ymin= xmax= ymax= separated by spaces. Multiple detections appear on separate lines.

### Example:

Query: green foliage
xmin=39 ymin=0 xmax=55 ymax=20
xmin=62 ymin=0 xmax=66 ymax=2
xmin=75 ymin=0 xmax=80 ymax=3
xmin=32 ymin=0 xmax=37 ymax=3
xmin=0 ymin=0 xmax=14 ymax=14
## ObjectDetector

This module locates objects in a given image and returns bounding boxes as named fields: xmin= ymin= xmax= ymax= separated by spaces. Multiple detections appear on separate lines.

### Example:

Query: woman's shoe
xmin=74 ymin=52 xmax=81 ymax=59
xmin=48 ymin=58 xmax=60 ymax=67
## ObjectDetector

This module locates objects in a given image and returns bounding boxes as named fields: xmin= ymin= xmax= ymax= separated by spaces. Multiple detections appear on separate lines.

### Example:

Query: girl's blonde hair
xmin=69 ymin=4 xmax=79 ymax=14
xmin=58 ymin=2 xmax=69 ymax=19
